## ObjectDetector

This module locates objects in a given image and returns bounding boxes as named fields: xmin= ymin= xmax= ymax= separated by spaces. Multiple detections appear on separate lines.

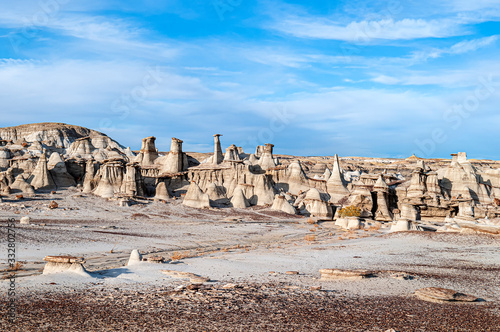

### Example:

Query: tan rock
xmin=415 ymin=287 xmax=478 ymax=303
xmin=320 ymin=269 xmax=373 ymax=280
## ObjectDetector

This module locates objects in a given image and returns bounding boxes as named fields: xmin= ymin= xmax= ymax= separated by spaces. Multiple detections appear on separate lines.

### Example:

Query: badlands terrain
xmin=0 ymin=123 xmax=499 ymax=331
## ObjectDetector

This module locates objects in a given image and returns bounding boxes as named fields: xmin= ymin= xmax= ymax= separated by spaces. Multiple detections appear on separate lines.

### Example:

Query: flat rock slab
xmin=320 ymin=269 xmax=374 ymax=280
xmin=147 ymin=256 xmax=165 ymax=263
xmin=161 ymin=270 xmax=209 ymax=284
xmin=43 ymin=256 xmax=85 ymax=264
xmin=415 ymin=287 xmax=479 ymax=303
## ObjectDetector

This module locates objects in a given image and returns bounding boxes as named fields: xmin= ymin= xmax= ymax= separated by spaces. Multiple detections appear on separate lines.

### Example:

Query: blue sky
xmin=0 ymin=0 xmax=499 ymax=159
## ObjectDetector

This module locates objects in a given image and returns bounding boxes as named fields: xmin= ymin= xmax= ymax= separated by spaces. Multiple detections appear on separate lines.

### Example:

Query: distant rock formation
xmin=2 ymin=123 xmax=500 ymax=223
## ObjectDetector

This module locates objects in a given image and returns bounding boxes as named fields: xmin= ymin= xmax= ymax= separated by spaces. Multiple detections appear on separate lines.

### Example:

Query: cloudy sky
xmin=0 ymin=0 xmax=499 ymax=159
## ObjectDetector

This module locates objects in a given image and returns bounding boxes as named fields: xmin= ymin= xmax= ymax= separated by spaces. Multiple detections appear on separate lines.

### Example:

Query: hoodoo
xmin=327 ymin=154 xmax=349 ymax=203
xmin=30 ymin=152 xmax=56 ymax=191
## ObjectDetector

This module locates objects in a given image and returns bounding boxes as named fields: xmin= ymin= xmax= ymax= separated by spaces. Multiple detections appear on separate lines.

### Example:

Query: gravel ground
xmin=1 ymin=283 xmax=499 ymax=332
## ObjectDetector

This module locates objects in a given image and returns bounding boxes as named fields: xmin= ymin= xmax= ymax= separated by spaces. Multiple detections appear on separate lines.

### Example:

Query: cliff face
xmin=0 ymin=123 xmax=124 ymax=150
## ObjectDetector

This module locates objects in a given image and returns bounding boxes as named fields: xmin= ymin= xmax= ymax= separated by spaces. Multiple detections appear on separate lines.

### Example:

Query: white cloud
xmin=269 ymin=17 xmax=465 ymax=42
xmin=449 ymin=35 xmax=499 ymax=54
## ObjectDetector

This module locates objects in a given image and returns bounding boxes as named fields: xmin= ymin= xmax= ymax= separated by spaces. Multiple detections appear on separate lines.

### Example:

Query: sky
xmin=0 ymin=0 xmax=499 ymax=159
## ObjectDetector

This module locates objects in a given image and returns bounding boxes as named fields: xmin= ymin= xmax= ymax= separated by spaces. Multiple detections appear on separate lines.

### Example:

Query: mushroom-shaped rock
xmin=135 ymin=136 xmax=158 ymax=166
xmin=257 ymin=143 xmax=276 ymax=170
xmin=303 ymin=188 xmax=333 ymax=219
xmin=183 ymin=182 xmax=210 ymax=209
xmin=158 ymin=137 xmax=188 ymax=174
xmin=213 ymin=134 xmax=224 ymax=165
xmin=43 ymin=256 xmax=90 ymax=277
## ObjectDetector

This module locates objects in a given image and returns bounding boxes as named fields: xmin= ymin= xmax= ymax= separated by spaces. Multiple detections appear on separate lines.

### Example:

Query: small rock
xmin=415 ymin=287 xmax=479 ymax=303
xmin=310 ymin=286 xmax=322 ymax=291
xmin=222 ymin=283 xmax=239 ymax=289
xmin=320 ymin=268 xmax=374 ymax=280
xmin=20 ymin=216 xmax=31 ymax=224
xmin=286 ymin=271 xmax=299 ymax=275
xmin=48 ymin=201 xmax=58 ymax=209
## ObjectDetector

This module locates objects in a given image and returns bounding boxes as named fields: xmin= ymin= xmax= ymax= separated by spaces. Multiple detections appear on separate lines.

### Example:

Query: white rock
xmin=20 ymin=216 xmax=30 ymax=224
xmin=127 ymin=249 xmax=143 ymax=266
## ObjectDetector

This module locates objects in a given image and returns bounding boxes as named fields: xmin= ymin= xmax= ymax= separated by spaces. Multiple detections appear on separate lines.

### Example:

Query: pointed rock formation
xmin=11 ymin=175 xmax=35 ymax=196
xmin=48 ymin=152 xmax=76 ymax=187
xmin=30 ymin=153 xmax=56 ymax=191
xmin=183 ymin=182 xmax=210 ymax=209
xmin=247 ymin=154 xmax=258 ymax=165
xmin=257 ymin=143 xmax=276 ymax=170
xmin=231 ymin=187 xmax=250 ymax=209
xmin=287 ymin=161 xmax=310 ymax=195
xmin=271 ymin=194 xmax=296 ymax=214
xmin=154 ymin=182 xmax=170 ymax=201
xmin=327 ymin=155 xmax=349 ymax=203
xmin=323 ymin=167 xmax=332 ymax=181
xmin=135 ymin=136 xmax=158 ymax=166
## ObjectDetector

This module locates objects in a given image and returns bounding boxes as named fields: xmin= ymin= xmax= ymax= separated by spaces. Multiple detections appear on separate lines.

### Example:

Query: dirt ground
xmin=0 ymin=190 xmax=499 ymax=331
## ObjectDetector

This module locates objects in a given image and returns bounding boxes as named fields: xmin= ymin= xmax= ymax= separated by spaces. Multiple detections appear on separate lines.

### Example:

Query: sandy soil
xmin=0 ymin=190 xmax=499 ymax=331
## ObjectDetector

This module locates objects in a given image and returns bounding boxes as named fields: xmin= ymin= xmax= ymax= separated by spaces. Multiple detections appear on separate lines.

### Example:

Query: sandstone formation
xmin=154 ymin=182 xmax=170 ymax=201
xmin=414 ymin=287 xmax=479 ymax=303
xmin=327 ymin=155 xmax=349 ymax=203
xmin=135 ymin=136 xmax=158 ymax=166
xmin=231 ymin=187 xmax=250 ymax=209
xmin=271 ymin=194 xmax=296 ymax=214
xmin=183 ymin=182 xmax=210 ymax=209
xmin=43 ymin=256 xmax=90 ymax=276
xmin=29 ymin=152 xmax=56 ymax=191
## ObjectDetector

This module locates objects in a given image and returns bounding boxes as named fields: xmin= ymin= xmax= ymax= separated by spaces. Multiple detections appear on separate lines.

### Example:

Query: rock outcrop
xmin=29 ymin=153 xmax=56 ymax=191
xmin=183 ymin=182 xmax=210 ymax=209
